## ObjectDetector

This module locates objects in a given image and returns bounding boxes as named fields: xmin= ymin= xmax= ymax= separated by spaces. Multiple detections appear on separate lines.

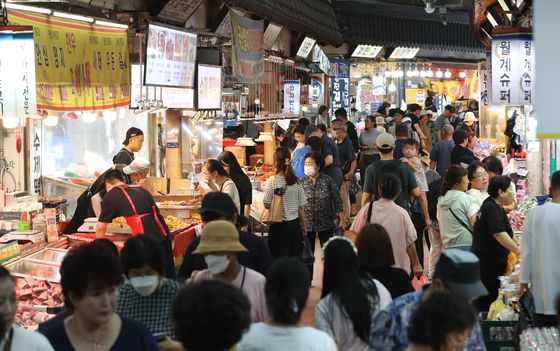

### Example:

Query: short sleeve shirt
xmin=321 ymin=135 xmax=341 ymax=167
xmin=263 ymin=176 xmax=307 ymax=221
xmin=336 ymin=137 xmax=356 ymax=170
xmin=113 ymin=148 xmax=134 ymax=165
xmin=430 ymin=140 xmax=455 ymax=176
xmin=434 ymin=115 xmax=450 ymax=131
xmin=450 ymin=145 xmax=477 ymax=166
xmin=359 ymin=130 xmax=381 ymax=155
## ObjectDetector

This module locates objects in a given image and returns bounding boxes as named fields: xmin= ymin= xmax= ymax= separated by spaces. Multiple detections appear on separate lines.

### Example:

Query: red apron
xmin=117 ymin=186 xmax=168 ymax=238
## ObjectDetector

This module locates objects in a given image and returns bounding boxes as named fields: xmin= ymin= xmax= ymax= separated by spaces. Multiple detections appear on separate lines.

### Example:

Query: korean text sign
xmin=283 ymin=80 xmax=301 ymax=115
xmin=230 ymin=9 xmax=264 ymax=84
xmin=8 ymin=9 xmax=130 ymax=111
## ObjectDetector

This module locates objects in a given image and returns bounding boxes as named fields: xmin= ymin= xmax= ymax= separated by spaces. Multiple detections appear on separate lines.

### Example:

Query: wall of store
xmin=1 ymin=128 xmax=26 ymax=193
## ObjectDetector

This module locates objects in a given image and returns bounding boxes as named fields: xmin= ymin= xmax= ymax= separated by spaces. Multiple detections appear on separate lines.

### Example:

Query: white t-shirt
xmin=315 ymin=280 xmax=392 ymax=351
xmin=0 ymin=327 xmax=54 ymax=351
xmin=237 ymin=323 xmax=336 ymax=351
xmin=466 ymin=188 xmax=489 ymax=211
xmin=220 ymin=178 xmax=241 ymax=213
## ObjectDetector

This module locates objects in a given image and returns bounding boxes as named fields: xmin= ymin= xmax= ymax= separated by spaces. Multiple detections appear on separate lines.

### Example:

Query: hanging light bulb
xmin=459 ymin=71 xmax=467 ymax=79
xmin=301 ymin=106 xmax=308 ymax=112
xmin=43 ymin=115 xmax=59 ymax=127
xmin=412 ymin=69 xmax=420 ymax=77
xmin=254 ymin=98 xmax=260 ymax=104
xmin=444 ymin=70 xmax=452 ymax=78
xmin=420 ymin=70 xmax=427 ymax=78
xmin=384 ymin=70 xmax=391 ymax=77
xmin=104 ymin=109 xmax=117 ymax=121
xmin=397 ymin=70 xmax=404 ymax=78
xmin=407 ymin=69 xmax=414 ymax=77
xmin=436 ymin=70 xmax=443 ymax=78
xmin=82 ymin=111 xmax=97 ymax=123
xmin=2 ymin=116 xmax=19 ymax=129
xmin=388 ymin=80 xmax=397 ymax=92
xmin=426 ymin=70 xmax=434 ymax=78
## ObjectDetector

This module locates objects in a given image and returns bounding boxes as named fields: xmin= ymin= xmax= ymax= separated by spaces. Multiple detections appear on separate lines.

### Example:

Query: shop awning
xmin=222 ymin=0 xmax=344 ymax=46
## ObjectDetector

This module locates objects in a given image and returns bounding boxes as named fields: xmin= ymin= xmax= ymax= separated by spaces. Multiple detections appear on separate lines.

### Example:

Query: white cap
xmin=463 ymin=111 xmax=478 ymax=122
xmin=401 ymin=117 xmax=412 ymax=123
xmin=123 ymin=158 xmax=150 ymax=175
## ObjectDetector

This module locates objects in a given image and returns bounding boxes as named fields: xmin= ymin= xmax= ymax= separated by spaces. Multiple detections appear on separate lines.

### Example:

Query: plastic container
xmin=480 ymin=312 xmax=516 ymax=351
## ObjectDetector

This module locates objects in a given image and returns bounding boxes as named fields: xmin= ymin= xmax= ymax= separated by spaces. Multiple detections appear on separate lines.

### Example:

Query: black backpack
xmin=427 ymin=176 xmax=443 ymax=221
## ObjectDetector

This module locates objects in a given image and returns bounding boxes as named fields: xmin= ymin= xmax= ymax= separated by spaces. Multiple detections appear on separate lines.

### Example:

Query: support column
xmin=165 ymin=110 xmax=182 ymax=179
xmin=263 ymin=122 xmax=275 ymax=165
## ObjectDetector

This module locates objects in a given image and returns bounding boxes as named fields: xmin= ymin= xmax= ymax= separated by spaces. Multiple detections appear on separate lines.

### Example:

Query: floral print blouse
xmin=302 ymin=173 xmax=343 ymax=232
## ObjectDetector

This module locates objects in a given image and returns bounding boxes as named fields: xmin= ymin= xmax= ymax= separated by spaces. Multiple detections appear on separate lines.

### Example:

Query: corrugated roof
xmin=223 ymin=0 xmax=344 ymax=46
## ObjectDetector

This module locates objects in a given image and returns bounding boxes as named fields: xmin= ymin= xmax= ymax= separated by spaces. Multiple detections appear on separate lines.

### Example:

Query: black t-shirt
xmin=232 ymin=174 xmax=253 ymax=210
xmin=113 ymin=148 xmax=135 ymax=165
xmin=320 ymin=135 xmax=341 ymax=167
xmin=176 ymin=230 xmax=273 ymax=281
xmin=368 ymin=266 xmax=414 ymax=300
xmin=450 ymin=145 xmax=477 ymax=166
xmin=99 ymin=186 xmax=170 ymax=241
xmin=471 ymin=197 xmax=513 ymax=279
xmin=346 ymin=121 xmax=359 ymax=152
xmin=336 ymin=137 xmax=356 ymax=172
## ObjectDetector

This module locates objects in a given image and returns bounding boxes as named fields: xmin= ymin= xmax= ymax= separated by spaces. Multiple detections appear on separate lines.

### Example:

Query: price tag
xmin=44 ymin=208 xmax=59 ymax=243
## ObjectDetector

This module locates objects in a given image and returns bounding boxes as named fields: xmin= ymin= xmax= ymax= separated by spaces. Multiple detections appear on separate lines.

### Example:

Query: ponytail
xmin=274 ymin=147 xmax=297 ymax=185
xmin=379 ymin=173 xmax=401 ymax=200
xmin=441 ymin=165 xmax=467 ymax=196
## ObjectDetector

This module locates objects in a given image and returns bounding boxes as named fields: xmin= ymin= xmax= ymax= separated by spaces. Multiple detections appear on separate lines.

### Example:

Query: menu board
xmin=196 ymin=64 xmax=222 ymax=110
xmin=145 ymin=22 xmax=197 ymax=88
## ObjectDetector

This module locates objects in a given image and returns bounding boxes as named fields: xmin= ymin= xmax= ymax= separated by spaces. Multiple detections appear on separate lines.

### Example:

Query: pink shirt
xmin=195 ymin=266 xmax=269 ymax=322
xmin=350 ymin=198 xmax=417 ymax=274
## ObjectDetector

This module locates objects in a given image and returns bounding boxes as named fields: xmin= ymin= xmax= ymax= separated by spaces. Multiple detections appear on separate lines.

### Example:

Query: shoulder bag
xmin=449 ymin=207 xmax=473 ymax=235
xmin=260 ymin=176 xmax=284 ymax=225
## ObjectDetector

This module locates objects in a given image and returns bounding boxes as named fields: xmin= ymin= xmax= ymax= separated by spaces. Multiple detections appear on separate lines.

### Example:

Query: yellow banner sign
xmin=8 ymin=9 xmax=130 ymax=111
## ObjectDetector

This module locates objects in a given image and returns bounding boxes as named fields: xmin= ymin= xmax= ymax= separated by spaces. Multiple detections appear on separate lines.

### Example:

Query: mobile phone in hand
xmin=153 ymin=332 xmax=167 ymax=342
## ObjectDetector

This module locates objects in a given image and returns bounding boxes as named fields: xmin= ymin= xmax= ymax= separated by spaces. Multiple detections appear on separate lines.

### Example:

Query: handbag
xmin=299 ymin=233 xmax=315 ymax=265
xmin=260 ymin=176 xmax=284 ymax=225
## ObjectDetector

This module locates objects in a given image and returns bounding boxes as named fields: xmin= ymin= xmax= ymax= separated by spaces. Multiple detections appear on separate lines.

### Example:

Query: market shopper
xmin=466 ymin=161 xmax=489 ymax=210
xmin=408 ymin=292 xmax=477 ymax=351
xmin=318 ymin=105 xmax=329 ymax=126
xmin=191 ymin=220 xmax=268 ymax=322
xmin=316 ymin=237 xmax=392 ymax=351
xmin=237 ymin=258 xmax=337 ymax=351
xmin=290 ymin=124 xmax=312 ymax=179
xmin=393 ymin=124 xmax=410 ymax=160
xmin=113 ymin=127 xmax=144 ymax=165
xmin=434 ymin=105 xmax=453 ymax=141
xmin=355 ymin=224 xmax=414 ymax=299
xmin=177 ymin=192 xmax=272 ymax=280
xmin=406 ymin=103 xmax=429 ymax=144
xmin=351 ymin=174 xmax=422 ymax=277
xmin=387 ymin=109 xmax=405 ymax=138
xmin=200 ymin=159 xmax=241 ymax=214
xmin=333 ymin=119 xmax=357 ymax=218
xmin=41 ymin=241 xmax=158 ymax=350
xmin=172 ymin=280 xmax=251 ymax=351
xmin=218 ymin=151 xmax=252 ymax=221
xmin=334 ymin=107 xmax=359 ymax=152
xmin=96 ymin=169 xmax=176 ymax=278
xmin=369 ymin=249 xmax=487 ymax=351
xmin=117 ymin=235 xmax=182 ymax=344
xmin=430 ymin=124 xmax=455 ymax=176
xmin=450 ymin=130 xmax=478 ymax=167
xmin=482 ymin=155 xmax=517 ymax=212
xmin=0 ymin=266 xmax=54 ymax=350
xmin=472 ymin=176 xmax=520 ymax=312
xmin=418 ymin=110 xmax=434 ymax=153
xmin=359 ymin=115 xmax=381 ymax=187
xmin=437 ymin=165 xmax=478 ymax=250
xmin=315 ymin=123 xmax=344 ymax=187
xmin=263 ymin=147 xmax=307 ymax=259
xmin=521 ymin=171 xmax=560 ymax=327
xmin=375 ymin=115 xmax=386 ymax=133
xmin=302 ymin=151 xmax=344 ymax=281
xmin=459 ymin=112 xmax=478 ymax=135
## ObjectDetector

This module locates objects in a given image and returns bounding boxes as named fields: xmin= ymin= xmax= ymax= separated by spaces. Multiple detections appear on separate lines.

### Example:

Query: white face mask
xmin=304 ymin=166 xmax=316 ymax=177
xmin=129 ymin=275 xmax=159 ymax=296
xmin=204 ymin=255 xmax=230 ymax=275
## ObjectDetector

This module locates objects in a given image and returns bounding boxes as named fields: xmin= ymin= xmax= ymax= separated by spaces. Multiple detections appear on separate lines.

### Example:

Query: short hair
xmin=306 ymin=136 xmax=322 ymax=152
xmin=408 ymin=292 xmax=476 ymax=350
xmin=482 ymin=156 xmax=503 ymax=176
xmin=292 ymin=124 xmax=307 ymax=136
xmin=60 ymin=240 xmax=123 ymax=309
xmin=332 ymin=120 xmax=347 ymax=132
xmin=318 ymin=105 xmax=328 ymax=115
xmin=297 ymin=118 xmax=310 ymax=127
xmin=404 ymin=138 xmax=419 ymax=150
xmin=444 ymin=105 xmax=454 ymax=112
xmin=551 ymin=171 xmax=560 ymax=191
xmin=452 ymin=130 xmax=469 ymax=145
xmin=265 ymin=258 xmax=310 ymax=324
xmin=104 ymin=168 xmax=125 ymax=184
xmin=488 ymin=175 xmax=512 ymax=198
xmin=356 ymin=224 xmax=396 ymax=269
xmin=442 ymin=124 xmax=455 ymax=135
xmin=173 ymin=280 xmax=251 ymax=351
xmin=334 ymin=107 xmax=347 ymax=118
xmin=120 ymin=235 xmax=165 ymax=277
xmin=379 ymin=173 xmax=402 ymax=200
xmin=304 ymin=151 xmax=325 ymax=171
xmin=205 ymin=159 xmax=228 ymax=177
xmin=467 ymin=161 xmax=486 ymax=181
xmin=316 ymin=123 xmax=327 ymax=134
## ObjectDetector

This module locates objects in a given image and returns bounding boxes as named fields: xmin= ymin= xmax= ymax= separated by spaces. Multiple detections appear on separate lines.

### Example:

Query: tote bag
xmin=260 ymin=176 xmax=284 ymax=225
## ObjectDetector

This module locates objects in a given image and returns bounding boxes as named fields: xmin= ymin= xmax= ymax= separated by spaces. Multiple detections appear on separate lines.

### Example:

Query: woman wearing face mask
xmin=200 ymin=159 xmax=241 ymax=214
xmin=117 ymin=235 xmax=183 ymax=349
xmin=40 ymin=241 xmax=159 ymax=350
xmin=302 ymin=151 xmax=344 ymax=282
xmin=290 ymin=124 xmax=312 ymax=180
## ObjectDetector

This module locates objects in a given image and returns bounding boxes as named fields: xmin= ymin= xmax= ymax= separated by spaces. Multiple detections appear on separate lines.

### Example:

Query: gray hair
xmin=332 ymin=120 xmax=347 ymax=132
xmin=442 ymin=124 xmax=455 ymax=135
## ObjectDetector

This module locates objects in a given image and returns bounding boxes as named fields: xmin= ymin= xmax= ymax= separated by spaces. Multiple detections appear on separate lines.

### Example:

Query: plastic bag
xmin=412 ymin=276 xmax=427 ymax=291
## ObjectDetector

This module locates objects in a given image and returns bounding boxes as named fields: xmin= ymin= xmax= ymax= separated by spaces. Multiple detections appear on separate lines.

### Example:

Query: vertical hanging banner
xmin=491 ymin=32 xmax=534 ymax=106
xmin=7 ymin=9 xmax=130 ymax=111
xmin=0 ymin=32 xmax=17 ymax=118
xmin=329 ymin=60 xmax=350 ymax=116
xmin=478 ymin=61 xmax=489 ymax=107
xmin=309 ymin=74 xmax=325 ymax=106
xmin=230 ymin=9 xmax=264 ymax=83
xmin=283 ymin=80 xmax=301 ymax=115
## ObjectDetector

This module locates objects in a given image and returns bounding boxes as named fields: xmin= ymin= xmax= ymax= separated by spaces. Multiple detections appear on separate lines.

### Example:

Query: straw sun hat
xmin=193 ymin=220 xmax=248 ymax=254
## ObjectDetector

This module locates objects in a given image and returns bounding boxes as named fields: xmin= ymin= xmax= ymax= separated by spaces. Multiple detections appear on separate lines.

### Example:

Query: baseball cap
xmin=420 ymin=109 xmax=434 ymax=117
xmin=199 ymin=192 xmax=237 ymax=218
xmin=433 ymin=249 xmax=488 ymax=299
xmin=444 ymin=105 xmax=454 ymax=112
xmin=193 ymin=220 xmax=248 ymax=254
xmin=401 ymin=117 xmax=412 ymax=123
xmin=376 ymin=132 xmax=395 ymax=150
xmin=123 ymin=158 xmax=150 ymax=175
xmin=122 ymin=127 xmax=144 ymax=145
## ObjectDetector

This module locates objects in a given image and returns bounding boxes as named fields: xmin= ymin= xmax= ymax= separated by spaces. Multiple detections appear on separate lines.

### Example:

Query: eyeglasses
xmin=473 ymin=172 xmax=488 ymax=179
xmin=332 ymin=128 xmax=340 ymax=131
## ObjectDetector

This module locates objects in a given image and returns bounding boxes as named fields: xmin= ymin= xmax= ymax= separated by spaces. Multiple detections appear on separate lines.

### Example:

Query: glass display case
xmin=181 ymin=116 xmax=223 ymax=175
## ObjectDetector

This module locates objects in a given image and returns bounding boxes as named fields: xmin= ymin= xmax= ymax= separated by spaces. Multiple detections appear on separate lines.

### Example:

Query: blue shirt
xmin=393 ymin=139 xmax=407 ymax=160
xmin=369 ymin=288 xmax=486 ymax=351
xmin=291 ymin=145 xmax=311 ymax=179
xmin=430 ymin=139 xmax=455 ymax=176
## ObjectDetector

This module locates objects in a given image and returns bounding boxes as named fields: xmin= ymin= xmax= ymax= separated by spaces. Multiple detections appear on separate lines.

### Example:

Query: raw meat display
xmin=14 ymin=277 xmax=63 ymax=330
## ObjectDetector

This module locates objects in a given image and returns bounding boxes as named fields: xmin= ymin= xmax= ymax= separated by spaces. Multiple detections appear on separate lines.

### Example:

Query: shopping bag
xmin=299 ymin=234 xmax=315 ymax=265
xmin=260 ymin=177 xmax=284 ymax=225
xmin=412 ymin=276 xmax=428 ymax=291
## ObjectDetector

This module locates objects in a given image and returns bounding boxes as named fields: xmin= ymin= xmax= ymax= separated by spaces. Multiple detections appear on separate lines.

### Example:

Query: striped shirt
xmin=263 ymin=175 xmax=307 ymax=221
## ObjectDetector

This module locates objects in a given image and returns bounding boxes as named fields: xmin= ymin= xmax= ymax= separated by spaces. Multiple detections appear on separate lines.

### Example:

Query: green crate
xmin=479 ymin=312 xmax=516 ymax=351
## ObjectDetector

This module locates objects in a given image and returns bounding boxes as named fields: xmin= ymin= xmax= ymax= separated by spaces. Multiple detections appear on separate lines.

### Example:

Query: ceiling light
xmin=4 ymin=3 xmax=52 ymax=14
xmin=397 ymin=70 xmax=404 ymax=78
xmin=486 ymin=7 xmax=501 ymax=27
xmin=104 ymin=110 xmax=117 ymax=121
xmin=436 ymin=70 xmax=443 ymax=78
xmin=94 ymin=20 xmax=129 ymax=29
xmin=353 ymin=74 xmax=362 ymax=79
xmin=388 ymin=80 xmax=397 ymax=92
xmin=254 ymin=98 xmax=260 ymax=104
xmin=459 ymin=71 xmax=467 ymax=79
xmin=425 ymin=1 xmax=436 ymax=14
xmin=420 ymin=70 xmax=427 ymax=77
xmin=444 ymin=70 xmax=452 ymax=78
xmin=301 ymin=106 xmax=308 ymax=112
xmin=2 ymin=116 xmax=19 ymax=129
xmin=384 ymin=70 xmax=392 ymax=77
xmin=82 ymin=111 xmax=97 ymax=123
xmin=53 ymin=11 xmax=94 ymax=23
xmin=426 ymin=70 xmax=434 ymax=78
xmin=412 ymin=69 xmax=420 ymax=77
xmin=406 ymin=70 xmax=414 ymax=77
xmin=43 ymin=115 xmax=59 ymax=127
xmin=498 ymin=0 xmax=513 ymax=20
xmin=235 ymin=137 xmax=256 ymax=147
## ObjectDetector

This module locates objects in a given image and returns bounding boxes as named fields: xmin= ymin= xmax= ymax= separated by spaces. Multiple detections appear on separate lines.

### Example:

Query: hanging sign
xmin=0 ymin=32 xmax=17 ymax=118
xmin=328 ymin=59 xmax=350 ymax=78
xmin=263 ymin=23 xmax=282 ymax=50
xmin=230 ymin=9 xmax=264 ymax=83
xmin=30 ymin=120 xmax=42 ymax=195
xmin=330 ymin=78 xmax=349 ymax=116
xmin=479 ymin=61 xmax=489 ymax=107
xmin=309 ymin=74 xmax=325 ymax=106
xmin=312 ymin=45 xmax=330 ymax=75
xmin=283 ymin=80 xmax=301 ymax=115
xmin=491 ymin=33 xmax=534 ymax=106
xmin=7 ymin=9 xmax=130 ymax=111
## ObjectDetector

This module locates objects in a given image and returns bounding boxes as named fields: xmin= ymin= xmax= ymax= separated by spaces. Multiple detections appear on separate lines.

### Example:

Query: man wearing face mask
xmin=117 ymin=235 xmax=183 ymax=351
xmin=192 ymin=220 xmax=269 ymax=323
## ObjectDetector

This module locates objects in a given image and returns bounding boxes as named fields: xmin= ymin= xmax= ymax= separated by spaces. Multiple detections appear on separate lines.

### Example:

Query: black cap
xmin=122 ymin=127 xmax=144 ymax=145
xmin=433 ymin=249 xmax=488 ymax=299
xmin=334 ymin=107 xmax=348 ymax=118
xmin=407 ymin=103 xmax=422 ymax=112
xmin=444 ymin=105 xmax=454 ymax=112
xmin=199 ymin=192 xmax=237 ymax=218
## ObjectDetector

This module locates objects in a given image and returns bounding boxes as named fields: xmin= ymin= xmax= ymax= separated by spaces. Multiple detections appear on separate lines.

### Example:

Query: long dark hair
xmin=322 ymin=239 xmax=379 ymax=343
xmin=274 ymin=147 xmax=297 ymax=185
xmin=218 ymin=151 xmax=246 ymax=183
xmin=441 ymin=165 xmax=467 ymax=196
xmin=205 ymin=159 xmax=228 ymax=178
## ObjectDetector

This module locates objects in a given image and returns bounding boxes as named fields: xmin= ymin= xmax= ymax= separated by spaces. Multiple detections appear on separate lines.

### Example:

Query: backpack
xmin=426 ymin=176 xmax=443 ymax=221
